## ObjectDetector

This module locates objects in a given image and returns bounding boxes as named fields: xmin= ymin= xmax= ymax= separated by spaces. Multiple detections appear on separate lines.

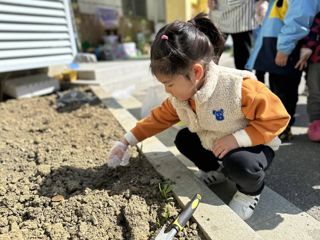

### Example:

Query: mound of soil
xmin=0 ymin=88 xmax=203 ymax=240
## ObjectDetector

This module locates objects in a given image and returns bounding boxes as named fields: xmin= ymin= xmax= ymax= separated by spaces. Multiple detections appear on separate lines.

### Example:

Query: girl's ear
xmin=192 ymin=63 xmax=205 ymax=83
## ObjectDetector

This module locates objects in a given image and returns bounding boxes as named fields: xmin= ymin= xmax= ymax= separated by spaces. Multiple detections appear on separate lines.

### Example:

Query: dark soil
xmin=0 ymin=88 xmax=203 ymax=240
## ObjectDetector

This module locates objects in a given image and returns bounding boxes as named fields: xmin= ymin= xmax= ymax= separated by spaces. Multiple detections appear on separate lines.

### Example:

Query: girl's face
xmin=157 ymin=73 xmax=196 ymax=101
xmin=156 ymin=63 xmax=205 ymax=101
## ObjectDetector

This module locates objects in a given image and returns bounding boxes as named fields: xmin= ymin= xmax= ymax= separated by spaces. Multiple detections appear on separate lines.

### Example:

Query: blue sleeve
xmin=277 ymin=0 xmax=320 ymax=55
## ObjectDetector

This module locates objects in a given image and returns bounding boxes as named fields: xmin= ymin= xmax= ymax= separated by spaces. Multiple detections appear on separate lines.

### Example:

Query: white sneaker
xmin=195 ymin=166 xmax=226 ymax=185
xmin=229 ymin=191 xmax=260 ymax=220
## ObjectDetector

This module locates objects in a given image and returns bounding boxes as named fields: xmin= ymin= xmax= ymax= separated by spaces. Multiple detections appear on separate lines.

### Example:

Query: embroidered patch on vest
xmin=213 ymin=109 xmax=224 ymax=121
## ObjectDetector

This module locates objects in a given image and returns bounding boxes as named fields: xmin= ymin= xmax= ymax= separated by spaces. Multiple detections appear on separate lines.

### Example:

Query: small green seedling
xmin=158 ymin=182 xmax=173 ymax=202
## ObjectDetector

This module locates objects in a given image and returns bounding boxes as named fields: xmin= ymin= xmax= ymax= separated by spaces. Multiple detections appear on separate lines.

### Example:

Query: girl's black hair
xmin=150 ymin=12 xmax=225 ymax=76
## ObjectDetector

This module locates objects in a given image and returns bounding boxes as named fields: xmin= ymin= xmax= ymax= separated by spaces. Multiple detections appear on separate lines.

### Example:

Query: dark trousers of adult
xmin=269 ymin=72 xmax=302 ymax=127
xmin=255 ymin=70 xmax=266 ymax=83
xmin=306 ymin=63 xmax=320 ymax=122
xmin=225 ymin=31 xmax=252 ymax=70
xmin=174 ymin=128 xmax=274 ymax=196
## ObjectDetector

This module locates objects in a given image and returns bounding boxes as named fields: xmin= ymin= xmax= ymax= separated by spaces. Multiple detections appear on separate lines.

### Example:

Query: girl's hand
xmin=255 ymin=0 xmax=268 ymax=24
xmin=275 ymin=51 xmax=289 ymax=67
xmin=212 ymin=135 xmax=239 ymax=159
xmin=107 ymin=140 xmax=131 ymax=168
xmin=295 ymin=48 xmax=312 ymax=71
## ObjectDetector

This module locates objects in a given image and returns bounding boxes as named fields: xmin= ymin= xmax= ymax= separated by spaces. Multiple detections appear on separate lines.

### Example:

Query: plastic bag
xmin=111 ymin=85 xmax=135 ymax=100
xmin=140 ymin=85 xmax=166 ymax=118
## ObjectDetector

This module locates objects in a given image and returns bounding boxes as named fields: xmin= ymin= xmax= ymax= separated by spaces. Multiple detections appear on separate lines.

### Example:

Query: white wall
xmin=146 ymin=0 xmax=165 ymax=22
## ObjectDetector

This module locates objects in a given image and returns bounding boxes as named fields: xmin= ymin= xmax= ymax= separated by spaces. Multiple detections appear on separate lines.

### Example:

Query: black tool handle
xmin=172 ymin=193 xmax=201 ymax=231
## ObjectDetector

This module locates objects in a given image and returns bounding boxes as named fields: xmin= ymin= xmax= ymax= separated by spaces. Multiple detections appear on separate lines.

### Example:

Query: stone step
xmin=75 ymin=60 xmax=161 ymax=94
xmin=100 ymin=89 xmax=320 ymax=240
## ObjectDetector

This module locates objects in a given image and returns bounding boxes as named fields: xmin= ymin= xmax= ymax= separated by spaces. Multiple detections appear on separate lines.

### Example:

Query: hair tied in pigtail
xmin=188 ymin=19 xmax=197 ymax=28
xmin=161 ymin=34 xmax=169 ymax=40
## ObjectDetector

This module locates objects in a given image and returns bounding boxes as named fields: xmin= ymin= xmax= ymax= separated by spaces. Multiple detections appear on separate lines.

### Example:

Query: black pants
xmin=174 ymin=128 xmax=275 ymax=195
xmin=255 ymin=70 xmax=266 ymax=83
xmin=225 ymin=31 xmax=252 ymax=70
xmin=269 ymin=72 xmax=302 ymax=127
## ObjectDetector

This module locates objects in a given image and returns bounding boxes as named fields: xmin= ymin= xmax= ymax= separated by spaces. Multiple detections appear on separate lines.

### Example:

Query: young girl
xmin=107 ymin=13 xmax=290 ymax=220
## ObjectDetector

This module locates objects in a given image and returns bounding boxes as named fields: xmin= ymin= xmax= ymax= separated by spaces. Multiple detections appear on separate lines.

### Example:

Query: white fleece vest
xmin=170 ymin=62 xmax=256 ymax=150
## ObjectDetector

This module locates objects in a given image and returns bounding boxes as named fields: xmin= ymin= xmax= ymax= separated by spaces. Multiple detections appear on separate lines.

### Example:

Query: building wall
xmin=76 ymin=0 xmax=208 ymax=46
xmin=165 ymin=0 xmax=208 ymax=22
xmin=146 ymin=0 xmax=165 ymax=22
xmin=0 ymin=0 xmax=76 ymax=73
xmin=78 ymin=0 xmax=165 ymax=24
xmin=78 ymin=0 xmax=122 ymax=15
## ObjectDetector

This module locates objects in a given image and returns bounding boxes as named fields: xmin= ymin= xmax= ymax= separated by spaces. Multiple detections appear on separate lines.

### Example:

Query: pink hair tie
xmin=161 ymin=34 xmax=168 ymax=40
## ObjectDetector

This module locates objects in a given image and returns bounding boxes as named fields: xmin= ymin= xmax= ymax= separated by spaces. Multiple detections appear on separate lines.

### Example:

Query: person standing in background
xmin=246 ymin=0 xmax=320 ymax=141
xmin=295 ymin=12 xmax=320 ymax=142
xmin=254 ymin=0 xmax=269 ymax=83
xmin=208 ymin=0 xmax=257 ymax=70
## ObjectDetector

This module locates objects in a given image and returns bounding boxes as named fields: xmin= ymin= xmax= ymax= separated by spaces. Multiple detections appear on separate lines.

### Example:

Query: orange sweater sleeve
xmin=241 ymin=78 xmax=290 ymax=145
xmin=130 ymin=98 xmax=180 ymax=142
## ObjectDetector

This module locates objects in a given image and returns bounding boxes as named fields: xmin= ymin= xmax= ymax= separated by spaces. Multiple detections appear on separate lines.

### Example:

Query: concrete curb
xmin=116 ymin=92 xmax=320 ymax=240
xmin=91 ymin=86 xmax=262 ymax=240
